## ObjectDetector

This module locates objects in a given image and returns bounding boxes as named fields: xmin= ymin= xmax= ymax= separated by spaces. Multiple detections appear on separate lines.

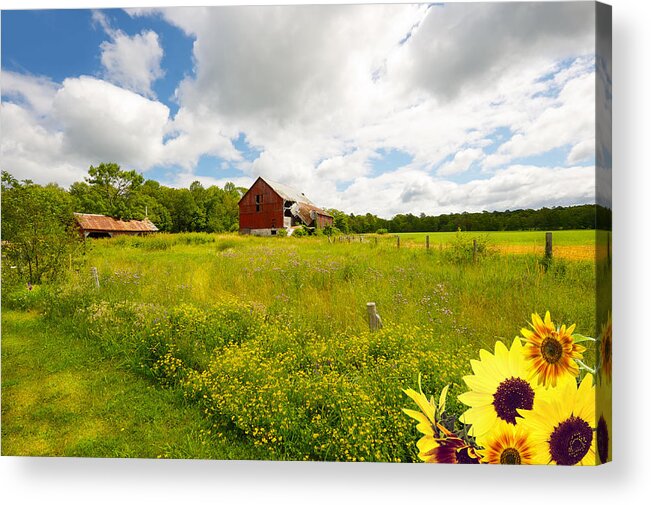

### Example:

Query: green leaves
xmin=572 ymin=333 xmax=596 ymax=344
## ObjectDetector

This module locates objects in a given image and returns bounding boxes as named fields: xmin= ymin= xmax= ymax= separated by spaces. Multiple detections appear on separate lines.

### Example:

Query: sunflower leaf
xmin=572 ymin=333 xmax=596 ymax=343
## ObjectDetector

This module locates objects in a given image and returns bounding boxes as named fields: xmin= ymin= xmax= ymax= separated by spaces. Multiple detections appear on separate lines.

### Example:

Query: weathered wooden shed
xmin=74 ymin=213 xmax=158 ymax=238
xmin=238 ymin=177 xmax=333 ymax=235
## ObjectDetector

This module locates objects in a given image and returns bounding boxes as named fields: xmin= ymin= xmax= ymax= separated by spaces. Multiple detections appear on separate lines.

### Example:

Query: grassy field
xmin=395 ymin=229 xmax=595 ymax=245
xmin=1 ymin=230 xmax=599 ymax=461
xmin=394 ymin=230 xmax=597 ymax=261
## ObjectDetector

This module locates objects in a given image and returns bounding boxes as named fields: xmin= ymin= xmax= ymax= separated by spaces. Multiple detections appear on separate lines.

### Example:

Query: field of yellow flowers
xmin=2 ymin=231 xmax=601 ymax=461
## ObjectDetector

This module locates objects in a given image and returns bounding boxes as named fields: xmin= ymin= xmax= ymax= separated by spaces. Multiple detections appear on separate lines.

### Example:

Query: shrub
xmin=292 ymin=227 xmax=307 ymax=238
xmin=376 ymin=228 xmax=388 ymax=235
xmin=444 ymin=230 xmax=491 ymax=264
xmin=322 ymin=224 xmax=336 ymax=236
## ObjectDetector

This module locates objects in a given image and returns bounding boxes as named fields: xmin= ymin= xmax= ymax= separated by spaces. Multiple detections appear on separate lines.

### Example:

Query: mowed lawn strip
xmin=1 ymin=310 xmax=263 ymax=460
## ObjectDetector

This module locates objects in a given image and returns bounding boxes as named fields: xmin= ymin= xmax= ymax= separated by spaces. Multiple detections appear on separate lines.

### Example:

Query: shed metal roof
xmin=74 ymin=213 xmax=158 ymax=232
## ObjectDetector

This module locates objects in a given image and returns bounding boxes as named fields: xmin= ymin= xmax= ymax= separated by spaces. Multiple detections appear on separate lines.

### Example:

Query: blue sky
xmin=1 ymin=3 xmax=602 ymax=217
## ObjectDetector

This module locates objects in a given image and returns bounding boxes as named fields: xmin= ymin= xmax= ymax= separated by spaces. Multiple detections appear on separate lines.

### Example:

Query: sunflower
xmin=596 ymin=379 xmax=612 ymax=464
xmin=458 ymin=337 xmax=547 ymax=440
xmin=403 ymin=387 xmax=480 ymax=464
xmin=418 ymin=435 xmax=481 ymax=464
xmin=598 ymin=313 xmax=612 ymax=383
xmin=517 ymin=373 xmax=596 ymax=465
xmin=477 ymin=423 xmax=537 ymax=465
xmin=520 ymin=311 xmax=585 ymax=387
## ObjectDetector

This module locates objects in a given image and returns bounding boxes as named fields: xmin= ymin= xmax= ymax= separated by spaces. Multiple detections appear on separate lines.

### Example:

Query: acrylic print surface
xmin=0 ymin=2 xmax=611 ymax=465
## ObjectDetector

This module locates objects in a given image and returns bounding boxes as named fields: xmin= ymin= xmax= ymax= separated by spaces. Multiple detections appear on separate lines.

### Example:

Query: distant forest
xmin=334 ymin=204 xmax=609 ymax=235
xmin=2 ymin=164 xmax=608 ymax=235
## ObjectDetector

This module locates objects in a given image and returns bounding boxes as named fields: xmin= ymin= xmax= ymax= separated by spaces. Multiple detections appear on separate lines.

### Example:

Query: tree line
xmin=330 ymin=205 xmax=604 ymax=235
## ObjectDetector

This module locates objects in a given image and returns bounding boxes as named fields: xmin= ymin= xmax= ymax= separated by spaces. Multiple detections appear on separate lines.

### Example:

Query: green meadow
xmin=2 ymin=231 xmax=598 ymax=461
xmin=395 ymin=229 xmax=595 ymax=246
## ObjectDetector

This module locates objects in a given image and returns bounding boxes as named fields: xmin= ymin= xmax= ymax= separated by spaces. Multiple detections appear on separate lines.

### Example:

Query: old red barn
xmin=238 ymin=177 xmax=333 ymax=235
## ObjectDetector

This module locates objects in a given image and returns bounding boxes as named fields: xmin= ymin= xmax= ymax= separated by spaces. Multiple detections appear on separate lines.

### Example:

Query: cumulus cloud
xmin=389 ymin=2 xmax=595 ymax=101
xmin=483 ymin=69 xmax=596 ymax=169
xmin=438 ymin=148 xmax=484 ymax=176
xmin=53 ymin=76 xmax=169 ymax=166
xmin=94 ymin=10 xmax=164 ymax=97
xmin=1 ymin=101 xmax=85 ymax=186
xmin=337 ymin=165 xmax=595 ymax=218
xmin=1 ymin=71 xmax=58 ymax=116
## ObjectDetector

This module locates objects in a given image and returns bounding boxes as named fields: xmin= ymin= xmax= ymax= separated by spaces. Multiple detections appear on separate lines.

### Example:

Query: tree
xmin=84 ymin=163 xmax=145 ymax=219
xmin=328 ymin=209 xmax=350 ymax=234
xmin=1 ymin=171 xmax=81 ymax=285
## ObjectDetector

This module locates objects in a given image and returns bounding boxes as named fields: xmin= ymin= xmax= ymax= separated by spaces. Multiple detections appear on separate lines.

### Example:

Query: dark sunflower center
xmin=603 ymin=338 xmax=612 ymax=362
xmin=492 ymin=377 xmax=535 ymax=424
xmin=597 ymin=415 xmax=609 ymax=463
xmin=541 ymin=337 xmax=563 ymax=364
xmin=500 ymin=447 xmax=522 ymax=465
xmin=455 ymin=447 xmax=480 ymax=464
xmin=549 ymin=415 xmax=593 ymax=465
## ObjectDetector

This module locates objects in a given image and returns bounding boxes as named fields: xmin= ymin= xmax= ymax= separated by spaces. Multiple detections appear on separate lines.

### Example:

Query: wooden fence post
xmin=375 ymin=237 xmax=378 ymax=246
xmin=426 ymin=235 xmax=430 ymax=250
xmin=545 ymin=232 xmax=553 ymax=259
xmin=366 ymin=302 xmax=383 ymax=332
xmin=397 ymin=236 xmax=400 ymax=249
xmin=91 ymin=267 xmax=100 ymax=289
xmin=473 ymin=239 xmax=477 ymax=263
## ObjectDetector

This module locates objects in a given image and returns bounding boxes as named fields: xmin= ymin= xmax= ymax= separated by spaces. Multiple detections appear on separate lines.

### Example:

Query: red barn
xmin=238 ymin=177 xmax=333 ymax=236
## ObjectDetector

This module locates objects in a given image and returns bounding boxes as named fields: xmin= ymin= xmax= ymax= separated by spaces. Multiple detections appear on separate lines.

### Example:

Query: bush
xmin=277 ymin=228 xmax=288 ymax=237
xmin=292 ymin=227 xmax=307 ymax=238
xmin=322 ymin=224 xmax=336 ymax=236
xmin=444 ymin=230 xmax=491 ymax=264
xmin=376 ymin=228 xmax=388 ymax=235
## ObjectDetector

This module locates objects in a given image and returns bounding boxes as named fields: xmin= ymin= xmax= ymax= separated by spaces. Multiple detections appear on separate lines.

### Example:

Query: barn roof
xmin=262 ymin=178 xmax=314 ymax=204
xmin=239 ymin=177 xmax=315 ymax=205
xmin=292 ymin=202 xmax=333 ymax=225
xmin=74 ymin=213 xmax=158 ymax=232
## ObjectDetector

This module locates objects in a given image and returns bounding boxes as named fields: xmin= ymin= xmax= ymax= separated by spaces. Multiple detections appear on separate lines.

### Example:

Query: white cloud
xmin=438 ymin=148 xmax=484 ymax=176
xmin=95 ymin=10 xmax=164 ymax=98
xmin=1 ymin=102 xmax=85 ymax=186
xmin=483 ymin=68 xmax=596 ymax=169
xmin=1 ymin=71 xmax=58 ymax=116
xmin=160 ymin=108 xmax=241 ymax=170
xmin=53 ymin=76 xmax=170 ymax=167
xmin=336 ymin=165 xmax=595 ymax=218
xmin=387 ymin=2 xmax=594 ymax=101
xmin=568 ymin=138 xmax=596 ymax=164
